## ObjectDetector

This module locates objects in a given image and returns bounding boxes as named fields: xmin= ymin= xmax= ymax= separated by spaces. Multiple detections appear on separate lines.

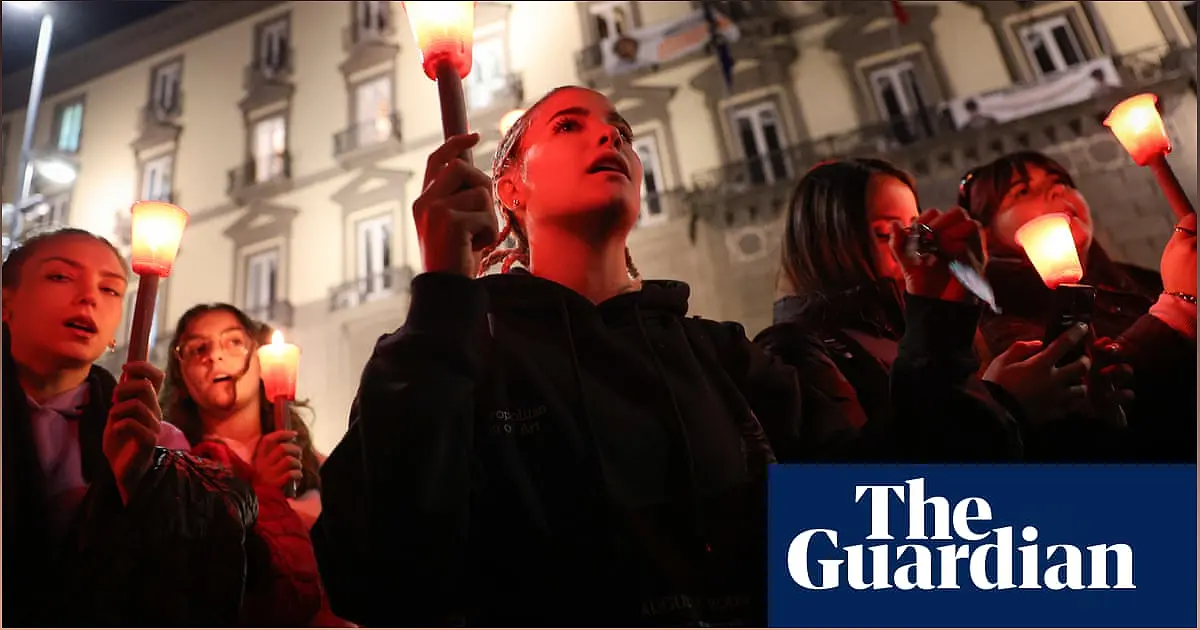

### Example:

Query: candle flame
xmin=1104 ymin=93 xmax=1171 ymax=166
xmin=272 ymin=330 xmax=284 ymax=345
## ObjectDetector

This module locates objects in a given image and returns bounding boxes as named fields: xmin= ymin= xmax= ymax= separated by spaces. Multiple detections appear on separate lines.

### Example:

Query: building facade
xmin=2 ymin=0 xmax=1195 ymax=452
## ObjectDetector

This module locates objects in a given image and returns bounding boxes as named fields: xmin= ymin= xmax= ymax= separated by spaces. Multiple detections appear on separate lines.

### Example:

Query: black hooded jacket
xmin=313 ymin=270 xmax=836 ymax=627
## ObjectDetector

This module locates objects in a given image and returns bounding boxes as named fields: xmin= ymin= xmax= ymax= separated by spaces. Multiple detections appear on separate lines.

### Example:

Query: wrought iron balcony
xmin=329 ymin=266 xmax=415 ymax=312
xmin=227 ymin=151 xmax=292 ymax=202
xmin=245 ymin=300 xmax=295 ymax=328
xmin=692 ymin=106 xmax=952 ymax=194
xmin=140 ymin=94 xmax=184 ymax=127
xmin=243 ymin=50 xmax=294 ymax=88
xmin=689 ymin=43 xmax=1196 ymax=226
xmin=333 ymin=112 xmax=403 ymax=161
xmin=576 ymin=0 xmax=788 ymax=79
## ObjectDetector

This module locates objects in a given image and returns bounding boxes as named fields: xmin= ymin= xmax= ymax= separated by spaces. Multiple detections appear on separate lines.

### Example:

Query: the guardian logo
xmin=787 ymin=477 xmax=1135 ymax=592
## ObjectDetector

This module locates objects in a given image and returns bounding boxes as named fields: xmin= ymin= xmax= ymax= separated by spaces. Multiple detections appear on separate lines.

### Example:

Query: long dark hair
xmin=779 ymin=158 xmax=918 ymax=298
xmin=958 ymin=150 xmax=1076 ymax=226
xmin=161 ymin=303 xmax=321 ymax=493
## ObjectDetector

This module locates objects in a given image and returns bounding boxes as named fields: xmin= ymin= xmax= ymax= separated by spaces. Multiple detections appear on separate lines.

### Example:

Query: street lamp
xmin=35 ymin=158 xmax=76 ymax=185
xmin=5 ymin=0 xmax=56 ymax=245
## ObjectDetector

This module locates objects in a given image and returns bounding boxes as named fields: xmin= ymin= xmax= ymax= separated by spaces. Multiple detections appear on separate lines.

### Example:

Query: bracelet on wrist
xmin=1164 ymin=291 xmax=1198 ymax=304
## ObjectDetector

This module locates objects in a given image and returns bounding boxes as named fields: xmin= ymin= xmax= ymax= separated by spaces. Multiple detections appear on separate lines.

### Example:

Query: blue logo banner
xmin=767 ymin=465 xmax=1197 ymax=628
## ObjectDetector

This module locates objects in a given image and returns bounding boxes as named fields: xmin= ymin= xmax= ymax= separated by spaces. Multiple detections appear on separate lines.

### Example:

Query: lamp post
xmin=403 ymin=1 xmax=477 ymax=165
xmin=8 ymin=1 xmax=56 ymax=243
xmin=1104 ymin=92 xmax=1195 ymax=219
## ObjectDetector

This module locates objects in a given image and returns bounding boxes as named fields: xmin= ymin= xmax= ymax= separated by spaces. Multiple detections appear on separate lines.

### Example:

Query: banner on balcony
xmin=599 ymin=9 xmax=740 ymax=77
xmin=945 ymin=57 xmax=1122 ymax=130
xmin=767 ymin=464 xmax=1197 ymax=628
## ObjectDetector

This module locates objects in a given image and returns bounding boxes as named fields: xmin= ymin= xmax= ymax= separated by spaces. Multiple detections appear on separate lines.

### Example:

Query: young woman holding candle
xmin=755 ymin=158 xmax=1113 ymax=462
xmin=161 ymin=302 xmax=350 ymax=627
xmin=962 ymin=150 xmax=1197 ymax=462
xmin=312 ymin=86 xmax=1019 ymax=627
xmin=1 ymin=228 xmax=267 ymax=626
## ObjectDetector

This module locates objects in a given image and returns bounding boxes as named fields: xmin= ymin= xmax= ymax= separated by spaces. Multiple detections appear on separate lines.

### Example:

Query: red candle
xmin=257 ymin=330 xmax=301 ymax=402
xmin=129 ymin=201 xmax=188 ymax=277
xmin=1104 ymin=93 xmax=1171 ymax=167
xmin=126 ymin=201 xmax=188 ymax=363
xmin=1015 ymin=213 xmax=1084 ymax=289
xmin=403 ymin=1 xmax=476 ymax=80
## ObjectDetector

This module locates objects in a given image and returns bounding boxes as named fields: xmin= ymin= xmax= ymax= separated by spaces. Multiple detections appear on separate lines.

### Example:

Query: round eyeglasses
xmin=175 ymin=329 xmax=254 ymax=364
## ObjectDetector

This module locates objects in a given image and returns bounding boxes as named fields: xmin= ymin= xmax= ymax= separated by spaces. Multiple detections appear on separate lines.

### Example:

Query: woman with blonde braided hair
xmin=314 ymin=86 xmax=842 ymax=627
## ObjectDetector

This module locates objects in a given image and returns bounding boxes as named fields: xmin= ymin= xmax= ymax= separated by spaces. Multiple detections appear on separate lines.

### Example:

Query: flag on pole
xmin=889 ymin=0 xmax=910 ymax=25
xmin=702 ymin=0 xmax=735 ymax=92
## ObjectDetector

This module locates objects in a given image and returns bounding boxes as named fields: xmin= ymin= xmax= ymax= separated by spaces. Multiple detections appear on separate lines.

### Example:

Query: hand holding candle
xmin=257 ymin=330 xmax=301 ymax=497
xmin=1104 ymin=93 xmax=1194 ymax=218
xmin=404 ymin=1 xmax=477 ymax=164
xmin=127 ymin=201 xmax=188 ymax=363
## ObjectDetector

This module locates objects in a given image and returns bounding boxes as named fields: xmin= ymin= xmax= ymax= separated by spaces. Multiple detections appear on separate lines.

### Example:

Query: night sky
xmin=3 ymin=1 xmax=183 ymax=77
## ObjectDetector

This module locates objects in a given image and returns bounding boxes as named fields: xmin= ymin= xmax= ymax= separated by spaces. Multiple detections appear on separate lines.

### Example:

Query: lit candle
xmin=127 ymin=201 xmax=189 ymax=362
xmin=256 ymin=330 xmax=301 ymax=498
xmin=1104 ymin=93 xmax=1170 ymax=167
xmin=257 ymin=330 xmax=301 ymax=403
xmin=1015 ymin=213 xmax=1084 ymax=289
xmin=404 ymin=1 xmax=476 ymax=80
xmin=1104 ymin=93 xmax=1193 ymax=218
xmin=403 ymin=1 xmax=478 ymax=164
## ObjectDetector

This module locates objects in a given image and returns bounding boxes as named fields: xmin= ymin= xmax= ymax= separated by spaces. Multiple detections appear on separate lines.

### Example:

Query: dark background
xmin=3 ymin=1 xmax=182 ymax=77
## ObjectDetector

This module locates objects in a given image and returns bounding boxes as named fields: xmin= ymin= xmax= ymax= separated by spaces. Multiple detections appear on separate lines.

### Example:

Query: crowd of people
xmin=3 ymin=85 xmax=1195 ymax=627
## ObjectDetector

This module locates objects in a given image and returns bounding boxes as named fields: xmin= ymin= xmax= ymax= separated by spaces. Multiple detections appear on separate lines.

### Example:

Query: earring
xmin=512 ymin=199 xmax=520 ymax=208
xmin=107 ymin=341 xmax=117 ymax=353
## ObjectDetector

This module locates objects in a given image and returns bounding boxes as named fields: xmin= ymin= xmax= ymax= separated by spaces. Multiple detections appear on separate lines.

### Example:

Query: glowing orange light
xmin=129 ymin=201 xmax=188 ymax=277
xmin=1104 ymin=93 xmax=1171 ymax=166
xmin=403 ymin=1 xmax=476 ymax=81
xmin=257 ymin=330 xmax=301 ymax=401
xmin=499 ymin=109 xmax=525 ymax=136
xmin=1015 ymin=213 xmax=1084 ymax=289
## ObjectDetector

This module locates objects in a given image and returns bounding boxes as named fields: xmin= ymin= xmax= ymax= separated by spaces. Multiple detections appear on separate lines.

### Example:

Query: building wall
xmin=3 ymin=0 xmax=1194 ymax=452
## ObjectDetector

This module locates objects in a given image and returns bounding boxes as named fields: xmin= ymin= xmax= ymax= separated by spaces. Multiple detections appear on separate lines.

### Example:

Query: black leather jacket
xmin=2 ymin=325 xmax=261 ymax=626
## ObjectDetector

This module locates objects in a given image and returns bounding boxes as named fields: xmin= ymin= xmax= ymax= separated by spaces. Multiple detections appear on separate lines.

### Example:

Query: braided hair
xmin=477 ymin=86 xmax=641 ymax=280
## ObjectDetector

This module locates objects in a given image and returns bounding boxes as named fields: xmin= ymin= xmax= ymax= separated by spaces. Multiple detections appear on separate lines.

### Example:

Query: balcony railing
xmin=227 ymin=151 xmax=292 ymax=199
xmin=329 ymin=266 xmax=415 ymax=312
xmin=244 ymin=51 xmax=294 ymax=87
xmin=576 ymin=0 xmax=786 ymax=76
xmin=333 ymin=112 xmax=402 ymax=158
xmin=693 ymin=106 xmax=952 ymax=192
xmin=693 ymin=43 xmax=1194 ymax=199
xmin=245 ymin=300 xmax=295 ymax=328
xmin=140 ymin=94 xmax=184 ymax=126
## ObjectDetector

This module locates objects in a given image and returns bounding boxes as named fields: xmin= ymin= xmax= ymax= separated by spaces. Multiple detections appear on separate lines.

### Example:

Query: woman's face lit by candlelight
xmin=176 ymin=309 xmax=262 ymax=414
xmin=989 ymin=164 xmax=1093 ymax=257
xmin=496 ymin=87 xmax=644 ymax=235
